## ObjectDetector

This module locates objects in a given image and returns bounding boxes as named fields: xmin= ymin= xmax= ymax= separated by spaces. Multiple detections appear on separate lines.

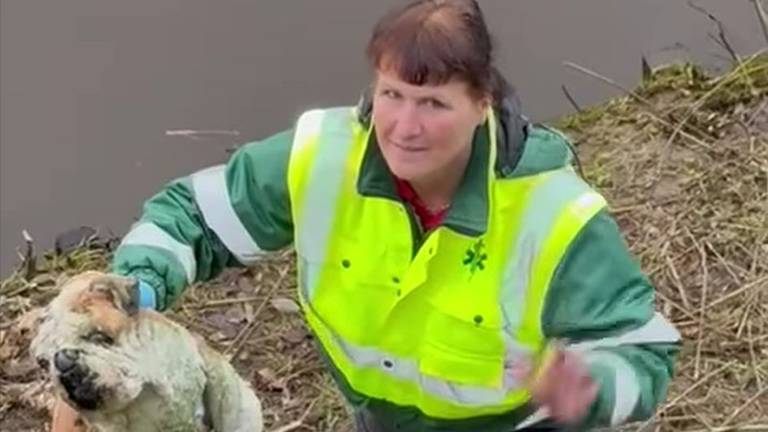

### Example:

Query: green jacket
xmin=112 ymin=97 xmax=680 ymax=431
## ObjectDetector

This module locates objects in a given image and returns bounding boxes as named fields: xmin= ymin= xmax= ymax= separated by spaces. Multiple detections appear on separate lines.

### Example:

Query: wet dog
xmin=31 ymin=271 xmax=263 ymax=432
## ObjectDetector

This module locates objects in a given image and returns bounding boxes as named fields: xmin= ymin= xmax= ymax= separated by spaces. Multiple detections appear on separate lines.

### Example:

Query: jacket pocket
xmin=419 ymin=306 xmax=505 ymax=387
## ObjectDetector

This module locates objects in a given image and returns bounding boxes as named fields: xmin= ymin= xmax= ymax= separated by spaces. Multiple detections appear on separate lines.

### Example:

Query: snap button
xmin=341 ymin=259 xmax=351 ymax=268
xmin=474 ymin=315 xmax=484 ymax=325
xmin=392 ymin=276 xmax=400 ymax=283
xmin=381 ymin=359 xmax=394 ymax=369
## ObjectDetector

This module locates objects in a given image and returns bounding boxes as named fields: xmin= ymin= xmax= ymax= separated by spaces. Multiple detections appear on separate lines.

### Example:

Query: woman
xmin=54 ymin=1 xmax=680 ymax=430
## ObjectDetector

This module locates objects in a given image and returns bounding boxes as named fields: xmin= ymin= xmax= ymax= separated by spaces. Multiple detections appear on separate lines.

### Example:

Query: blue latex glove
xmin=137 ymin=279 xmax=157 ymax=310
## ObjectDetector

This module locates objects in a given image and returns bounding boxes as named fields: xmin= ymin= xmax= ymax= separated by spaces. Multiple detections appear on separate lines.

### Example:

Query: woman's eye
xmin=424 ymin=98 xmax=446 ymax=109
xmin=381 ymin=89 xmax=399 ymax=99
xmin=85 ymin=331 xmax=114 ymax=346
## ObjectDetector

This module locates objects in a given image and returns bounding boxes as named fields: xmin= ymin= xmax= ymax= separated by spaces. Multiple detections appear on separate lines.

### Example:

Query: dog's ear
xmin=88 ymin=275 xmax=139 ymax=316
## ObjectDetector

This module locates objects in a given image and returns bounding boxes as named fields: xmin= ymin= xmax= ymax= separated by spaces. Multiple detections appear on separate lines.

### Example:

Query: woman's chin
xmin=388 ymin=163 xmax=423 ymax=182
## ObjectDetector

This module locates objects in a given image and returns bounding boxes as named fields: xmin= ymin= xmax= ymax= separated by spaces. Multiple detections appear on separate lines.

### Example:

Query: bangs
xmin=366 ymin=1 xmax=488 ymax=90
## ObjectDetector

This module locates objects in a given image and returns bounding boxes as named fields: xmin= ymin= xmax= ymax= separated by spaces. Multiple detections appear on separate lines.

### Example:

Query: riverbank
xmin=1 ymin=52 xmax=766 ymax=431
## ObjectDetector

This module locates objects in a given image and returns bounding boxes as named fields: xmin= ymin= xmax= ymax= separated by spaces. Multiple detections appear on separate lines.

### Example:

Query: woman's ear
xmin=476 ymin=95 xmax=491 ymax=126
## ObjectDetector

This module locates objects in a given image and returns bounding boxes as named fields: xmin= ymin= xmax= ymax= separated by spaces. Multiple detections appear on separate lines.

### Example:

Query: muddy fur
xmin=31 ymin=271 xmax=263 ymax=432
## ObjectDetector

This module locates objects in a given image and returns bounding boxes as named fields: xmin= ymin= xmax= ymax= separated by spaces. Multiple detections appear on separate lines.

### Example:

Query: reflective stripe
xmin=514 ymin=407 xmax=549 ymax=430
xmin=585 ymin=350 xmax=641 ymax=426
xmin=568 ymin=313 xmax=681 ymax=352
xmin=291 ymin=109 xmax=325 ymax=161
xmin=191 ymin=164 xmax=265 ymax=265
xmin=501 ymin=168 xmax=595 ymax=343
xmin=329 ymin=327 xmax=524 ymax=406
xmin=293 ymin=107 xmax=359 ymax=300
xmin=120 ymin=222 xmax=197 ymax=283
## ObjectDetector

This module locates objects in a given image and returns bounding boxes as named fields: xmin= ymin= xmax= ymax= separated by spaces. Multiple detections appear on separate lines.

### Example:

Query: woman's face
xmin=371 ymin=68 xmax=488 ymax=184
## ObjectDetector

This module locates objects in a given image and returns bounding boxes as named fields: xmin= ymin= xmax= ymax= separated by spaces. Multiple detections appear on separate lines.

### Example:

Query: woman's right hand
xmin=528 ymin=347 xmax=599 ymax=424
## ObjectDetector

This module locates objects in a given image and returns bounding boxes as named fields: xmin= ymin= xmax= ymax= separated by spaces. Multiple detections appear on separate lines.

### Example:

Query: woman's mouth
xmin=392 ymin=141 xmax=428 ymax=153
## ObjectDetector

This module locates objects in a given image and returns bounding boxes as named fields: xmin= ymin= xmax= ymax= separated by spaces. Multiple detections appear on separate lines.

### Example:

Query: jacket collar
xmin=357 ymin=123 xmax=492 ymax=236
xmin=354 ymin=88 xmax=530 ymax=237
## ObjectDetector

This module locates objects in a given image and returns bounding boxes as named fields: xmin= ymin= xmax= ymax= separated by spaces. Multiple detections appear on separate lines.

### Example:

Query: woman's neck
xmin=408 ymin=145 xmax=472 ymax=212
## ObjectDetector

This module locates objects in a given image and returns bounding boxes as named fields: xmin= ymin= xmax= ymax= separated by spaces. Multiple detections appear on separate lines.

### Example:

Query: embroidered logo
xmin=463 ymin=239 xmax=488 ymax=275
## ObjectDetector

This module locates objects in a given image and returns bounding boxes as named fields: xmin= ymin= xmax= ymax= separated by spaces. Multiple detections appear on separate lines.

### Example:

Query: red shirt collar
xmin=394 ymin=177 xmax=449 ymax=231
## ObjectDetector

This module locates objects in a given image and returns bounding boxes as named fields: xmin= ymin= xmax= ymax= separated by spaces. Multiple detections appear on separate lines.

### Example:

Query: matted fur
xmin=31 ymin=271 xmax=263 ymax=432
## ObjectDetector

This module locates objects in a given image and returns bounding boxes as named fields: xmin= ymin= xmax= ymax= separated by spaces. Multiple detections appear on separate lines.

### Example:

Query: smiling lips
xmin=391 ymin=141 xmax=428 ymax=153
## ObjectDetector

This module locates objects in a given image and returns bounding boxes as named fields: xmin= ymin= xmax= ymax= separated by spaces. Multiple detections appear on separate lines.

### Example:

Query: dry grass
xmin=557 ymin=51 xmax=768 ymax=431
xmin=1 ymin=52 xmax=766 ymax=431
xmin=0 ymin=246 xmax=352 ymax=432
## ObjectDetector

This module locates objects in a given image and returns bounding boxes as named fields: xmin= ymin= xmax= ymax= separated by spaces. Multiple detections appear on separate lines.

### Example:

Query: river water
xmin=1 ymin=0 xmax=764 ymax=275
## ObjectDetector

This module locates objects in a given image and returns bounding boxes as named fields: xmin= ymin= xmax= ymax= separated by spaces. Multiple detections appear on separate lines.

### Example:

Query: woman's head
xmin=366 ymin=0 xmax=506 ymax=185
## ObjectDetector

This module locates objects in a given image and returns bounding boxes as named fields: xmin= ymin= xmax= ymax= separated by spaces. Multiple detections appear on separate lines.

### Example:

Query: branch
xmin=560 ymin=85 xmax=583 ymax=112
xmin=20 ymin=230 xmax=37 ymax=280
xmin=687 ymin=1 xmax=740 ymax=64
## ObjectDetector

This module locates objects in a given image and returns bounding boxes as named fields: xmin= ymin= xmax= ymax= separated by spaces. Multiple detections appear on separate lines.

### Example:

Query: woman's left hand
xmin=528 ymin=347 xmax=599 ymax=424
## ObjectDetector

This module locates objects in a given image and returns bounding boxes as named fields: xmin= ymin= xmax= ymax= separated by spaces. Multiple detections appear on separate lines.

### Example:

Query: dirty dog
xmin=31 ymin=271 xmax=263 ymax=432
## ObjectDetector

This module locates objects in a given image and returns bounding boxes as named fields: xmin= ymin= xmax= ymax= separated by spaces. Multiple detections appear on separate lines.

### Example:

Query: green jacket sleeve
xmin=111 ymin=129 xmax=295 ymax=310
xmin=541 ymin=209 xmax=681 ymax=429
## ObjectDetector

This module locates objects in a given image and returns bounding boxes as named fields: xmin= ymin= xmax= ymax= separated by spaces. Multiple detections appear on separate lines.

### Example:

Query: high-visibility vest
xmin=286 ymin=106 xmax=607 ymax=419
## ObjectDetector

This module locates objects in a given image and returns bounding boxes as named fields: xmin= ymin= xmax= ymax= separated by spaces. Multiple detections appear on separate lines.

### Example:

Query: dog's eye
xmin=85 ymin=331 xmax=114 ymax=346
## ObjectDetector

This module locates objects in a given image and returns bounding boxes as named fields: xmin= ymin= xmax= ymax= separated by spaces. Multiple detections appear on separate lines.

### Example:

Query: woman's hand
xmin=529 ymin=346 xmax=599 ymax=424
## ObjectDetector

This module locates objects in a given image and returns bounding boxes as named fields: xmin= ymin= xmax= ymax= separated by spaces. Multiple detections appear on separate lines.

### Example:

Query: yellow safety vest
xmin=286 ymin=106 xmax=607 ymax=419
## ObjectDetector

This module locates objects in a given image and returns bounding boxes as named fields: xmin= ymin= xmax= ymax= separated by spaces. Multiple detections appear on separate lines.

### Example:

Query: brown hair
xmin=366 ymin=0 xmax=509 ymax=107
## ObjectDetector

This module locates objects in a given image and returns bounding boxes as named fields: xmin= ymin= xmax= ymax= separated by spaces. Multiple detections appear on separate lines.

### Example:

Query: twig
xmin=224 ymin=292 xmax=273 ymax=359
xmin=641 ymin=55 xmax=653 ymax=83
xmin=694 ymin=231 xmax=708 ymax=380
xmin=224 ymin=266 xmax=289 ymax=359
xmin=752 ymin=0 xmax=768 ymax=45
xmin=165 ymin=129 xmax=240 ymax=136
xmin=636 ymin=361 xmax=736 ymax=430
xmin=736 ymin=290 xmax=758 ymax=338
xmin=707 ymin=33 xmax=736 ymax=61
xmin=665 ymin=253 xmax=691 ymax=311
xmin=705 ymin=274 xmax=768 ymax=311
xmin=654 ymin=289 xmax=734 ymax=340
xmin=704 ymin=240 xmax=744 ymax=286
xmin=747 ymin=322 xmax=764 ymax=391
xmin=563 ymin=61 xmax=656 ymax=109
xmin=20 ymin=230 xmax=36 ymax=281
xmin=189 ymin=296 xmax=263 ymax=309
xmin=270 ymin=398 xmax=318 ymax=432
xmin=719 ymin=386 xmax=768 ymax=428
xmin=561 ymin=85 xmax=583 ymax=112
xmin=687 ymin=1 xmax=740 ymax=64
xmin=165 ymin=129 xmax=241 ymax=141
xmin=686 ymin=425 xmax=768 ymax=432
xmin=2 ymin=281 xmax=37 ymax=298
xmin=747 ymin=99 xmax=768 ymax=126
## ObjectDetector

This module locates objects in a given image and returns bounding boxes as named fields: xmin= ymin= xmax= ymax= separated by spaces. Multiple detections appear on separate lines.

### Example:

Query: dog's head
xmin=31 ymin=271 xmax=143 ymax=413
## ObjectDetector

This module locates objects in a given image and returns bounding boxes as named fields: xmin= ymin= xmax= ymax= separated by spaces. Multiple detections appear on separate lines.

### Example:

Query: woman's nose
xmin=391 ymin=105 xmax=423 ymax=139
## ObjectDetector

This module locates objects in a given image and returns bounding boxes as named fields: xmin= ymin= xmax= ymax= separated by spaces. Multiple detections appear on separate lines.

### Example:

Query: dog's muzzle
xmin=54 ymin=348 xmax=104 ymax=410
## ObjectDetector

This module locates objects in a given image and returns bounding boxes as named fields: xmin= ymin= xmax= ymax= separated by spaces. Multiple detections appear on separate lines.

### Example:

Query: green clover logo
xmin=463 ymin=239 xmax=488 ymax=275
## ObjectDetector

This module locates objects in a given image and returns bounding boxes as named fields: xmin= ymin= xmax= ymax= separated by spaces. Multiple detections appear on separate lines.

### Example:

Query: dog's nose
xmin=54 ymin=349 xmax=80 ymax=372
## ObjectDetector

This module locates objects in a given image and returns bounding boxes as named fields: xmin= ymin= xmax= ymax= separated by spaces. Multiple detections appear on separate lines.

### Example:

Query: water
xmin=1 ymin=0 xmax=764 ymax=275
